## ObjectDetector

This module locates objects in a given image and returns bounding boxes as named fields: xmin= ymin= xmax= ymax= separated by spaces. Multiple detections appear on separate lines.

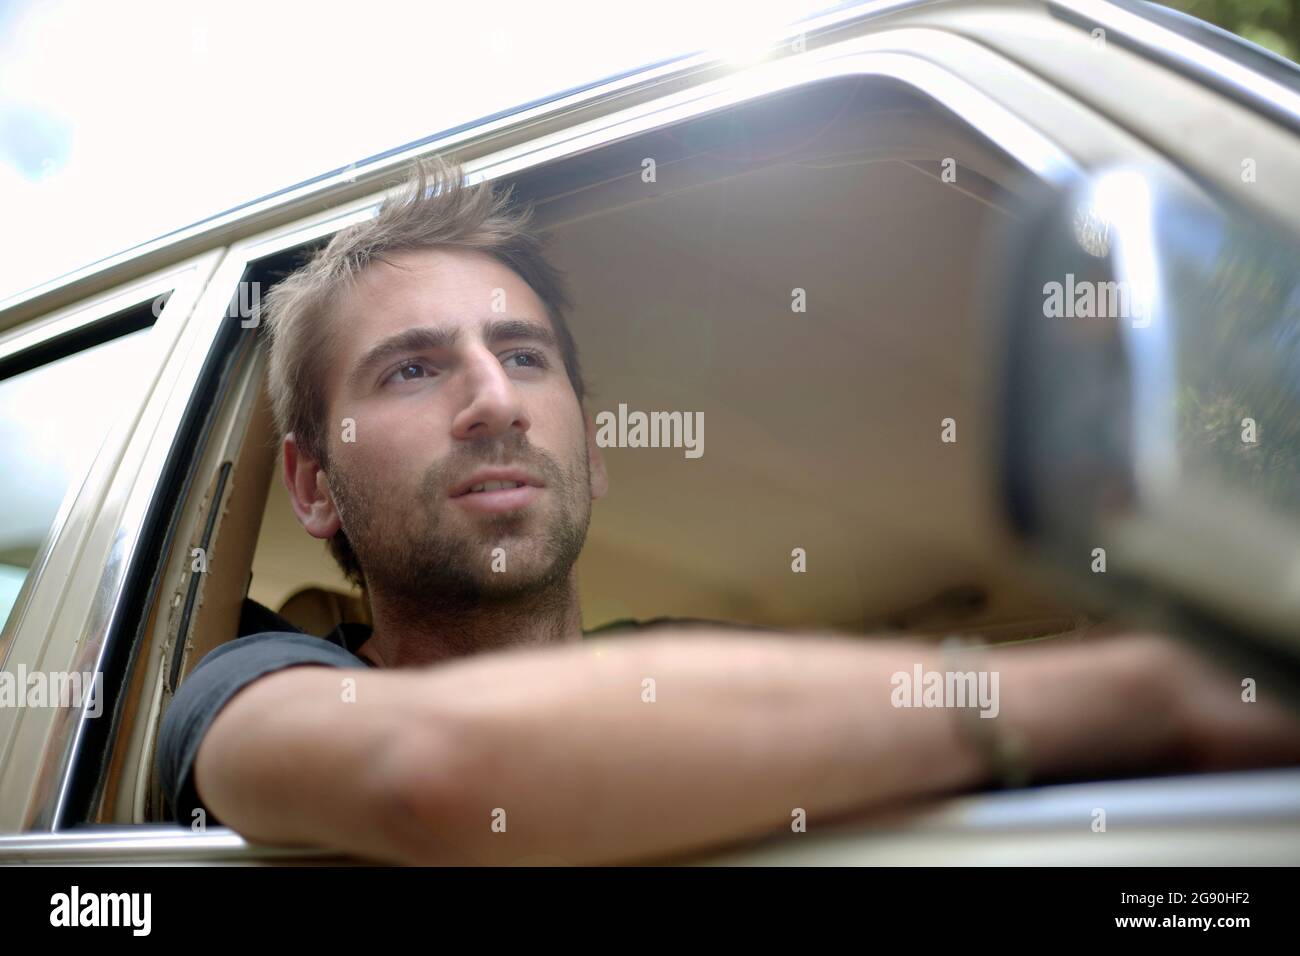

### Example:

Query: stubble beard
xmin=327 ymin=433 xmax=592 ymax=619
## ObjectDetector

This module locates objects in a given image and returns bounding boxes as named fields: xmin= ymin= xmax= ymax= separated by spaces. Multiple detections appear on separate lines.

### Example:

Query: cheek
xmin=560 ymin=423 xmax=596 ymax=487
xmin=532 ymin=401 xmax=585 ymax=460
xmin=543 ymin=393 xmax=589 ymax=454
xmin=344 ymin=409 xmax=436 ymax=491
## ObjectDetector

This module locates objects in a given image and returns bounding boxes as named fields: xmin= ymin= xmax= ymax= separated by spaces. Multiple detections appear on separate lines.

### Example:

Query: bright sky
xmin=0 ymin=0 xmax=849 ymax=306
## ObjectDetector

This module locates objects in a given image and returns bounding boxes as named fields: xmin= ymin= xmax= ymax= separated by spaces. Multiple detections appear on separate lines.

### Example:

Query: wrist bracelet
xmin=940 ymin=634 xmax=1034 ymax=790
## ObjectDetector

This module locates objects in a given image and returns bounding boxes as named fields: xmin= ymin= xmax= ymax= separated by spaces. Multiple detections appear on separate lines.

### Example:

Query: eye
xmin=383 ymin=360 xmax=434 ymax=386
xmin=503 ymin=349 xmax=547 ymax=370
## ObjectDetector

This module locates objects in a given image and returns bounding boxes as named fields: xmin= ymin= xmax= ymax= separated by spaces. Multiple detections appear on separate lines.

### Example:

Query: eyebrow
xmin=347 ymin=318 xmax=558 ymax=392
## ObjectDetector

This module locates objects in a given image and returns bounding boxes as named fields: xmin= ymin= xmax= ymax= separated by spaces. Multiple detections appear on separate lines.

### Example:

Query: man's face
xmin=310 ymin=246 xmax=605 ymax=610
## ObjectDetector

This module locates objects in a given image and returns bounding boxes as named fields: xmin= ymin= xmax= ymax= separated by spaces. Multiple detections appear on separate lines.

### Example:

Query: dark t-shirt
xmin=156 ymin=623 xmax=377 ymax=826
xmin=155 ymin=615 xmax=677 ymax=826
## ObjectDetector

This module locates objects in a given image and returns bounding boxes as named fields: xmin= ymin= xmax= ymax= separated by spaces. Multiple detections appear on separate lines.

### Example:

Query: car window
xmin=244 ymin=77 xmax=1070 ymax=640
xmin=0 ymin=325 xmax=155 ymax=631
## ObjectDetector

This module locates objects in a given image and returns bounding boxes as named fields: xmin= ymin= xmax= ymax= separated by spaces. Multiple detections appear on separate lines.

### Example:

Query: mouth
xmin=449 ymin=469 xmax=544 ymax=513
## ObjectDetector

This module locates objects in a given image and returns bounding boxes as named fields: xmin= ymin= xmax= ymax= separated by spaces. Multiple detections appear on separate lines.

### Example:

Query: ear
xmin=584 ymin=412 xmax=609 ymax=500
xmin=282 ymin=432 xmax=343 ymax=540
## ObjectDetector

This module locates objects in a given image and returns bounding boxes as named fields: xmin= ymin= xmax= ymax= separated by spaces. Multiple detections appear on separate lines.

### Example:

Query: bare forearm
xmin=202 ymin=629 xmax=1187 ymax=866
xmin=194 ymin=666 xmax=439 ymax=860
xmin=392 ymin=629 xmax=1180 ymax=865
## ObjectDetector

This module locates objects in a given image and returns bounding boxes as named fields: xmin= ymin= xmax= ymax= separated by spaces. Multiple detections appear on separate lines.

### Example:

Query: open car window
xmin=244 ymin=75 xmax=1071 ymax=646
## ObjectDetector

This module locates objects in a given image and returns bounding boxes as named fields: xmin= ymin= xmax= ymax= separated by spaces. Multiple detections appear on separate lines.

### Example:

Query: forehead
xmin=332 ymin=246 xmax=549 ymax=354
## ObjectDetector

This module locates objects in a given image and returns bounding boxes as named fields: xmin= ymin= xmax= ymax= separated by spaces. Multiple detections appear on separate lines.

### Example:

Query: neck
xmin=356 ymin=569 xmax=584 ymax=668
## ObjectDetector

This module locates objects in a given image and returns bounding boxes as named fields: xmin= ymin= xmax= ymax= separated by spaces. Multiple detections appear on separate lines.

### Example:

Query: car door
xmin=2 ymin=0 xmax=1295 ymax=865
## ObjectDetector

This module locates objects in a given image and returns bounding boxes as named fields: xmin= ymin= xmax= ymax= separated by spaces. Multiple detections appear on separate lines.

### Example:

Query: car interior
xmin=82 ymin=74 xmax=1094 ymax=825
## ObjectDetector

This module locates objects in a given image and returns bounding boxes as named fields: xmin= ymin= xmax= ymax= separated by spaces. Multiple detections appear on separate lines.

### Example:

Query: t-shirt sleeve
xmin=155 ymin=631 xmax=368 ymax=827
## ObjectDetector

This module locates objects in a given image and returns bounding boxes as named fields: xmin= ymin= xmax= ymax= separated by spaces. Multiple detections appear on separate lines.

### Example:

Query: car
xmin=1 ymin=0 xmax=1298 ymax=865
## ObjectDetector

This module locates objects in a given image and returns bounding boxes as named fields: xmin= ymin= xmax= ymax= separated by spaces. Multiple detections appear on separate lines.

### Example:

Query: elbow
xmin=377 ymin=715 xmax=486 ymax=866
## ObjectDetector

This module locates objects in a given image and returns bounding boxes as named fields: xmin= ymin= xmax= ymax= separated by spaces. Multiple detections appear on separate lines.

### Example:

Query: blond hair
xmin=261 ymin=155 xmax=585 ymax=587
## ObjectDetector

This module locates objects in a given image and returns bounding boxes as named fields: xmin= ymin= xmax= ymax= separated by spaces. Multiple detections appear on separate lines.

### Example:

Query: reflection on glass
xmin=0 ymin=326 xmax=154 ymax=631
xmin=1165 ymin=207 xmax=1300 ymax=517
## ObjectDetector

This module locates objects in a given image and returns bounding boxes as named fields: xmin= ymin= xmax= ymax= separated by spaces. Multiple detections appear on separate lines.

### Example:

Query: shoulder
xmin=166 ymin=631 xmax=369 ymax=730
xmin=156 ymin=631 xmax=368 ymax=825
xmin=188 ymin=630 xmax=366 ymax=675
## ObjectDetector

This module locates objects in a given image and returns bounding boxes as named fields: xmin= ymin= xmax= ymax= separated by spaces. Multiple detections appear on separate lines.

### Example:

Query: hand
xmin=1150 ymin=634 xmax=1300 ymax=772
xmin=985 ymin=631 xmax=1300 ymax=784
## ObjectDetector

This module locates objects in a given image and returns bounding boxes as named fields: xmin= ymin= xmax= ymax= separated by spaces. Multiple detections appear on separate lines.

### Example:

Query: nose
xmin=450 ymin=345 xmax=531 ymax=441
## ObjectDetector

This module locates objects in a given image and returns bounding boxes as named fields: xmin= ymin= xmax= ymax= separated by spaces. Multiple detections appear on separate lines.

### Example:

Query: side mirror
xmin=997 ymin=167 xmax=1300 ymax=702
